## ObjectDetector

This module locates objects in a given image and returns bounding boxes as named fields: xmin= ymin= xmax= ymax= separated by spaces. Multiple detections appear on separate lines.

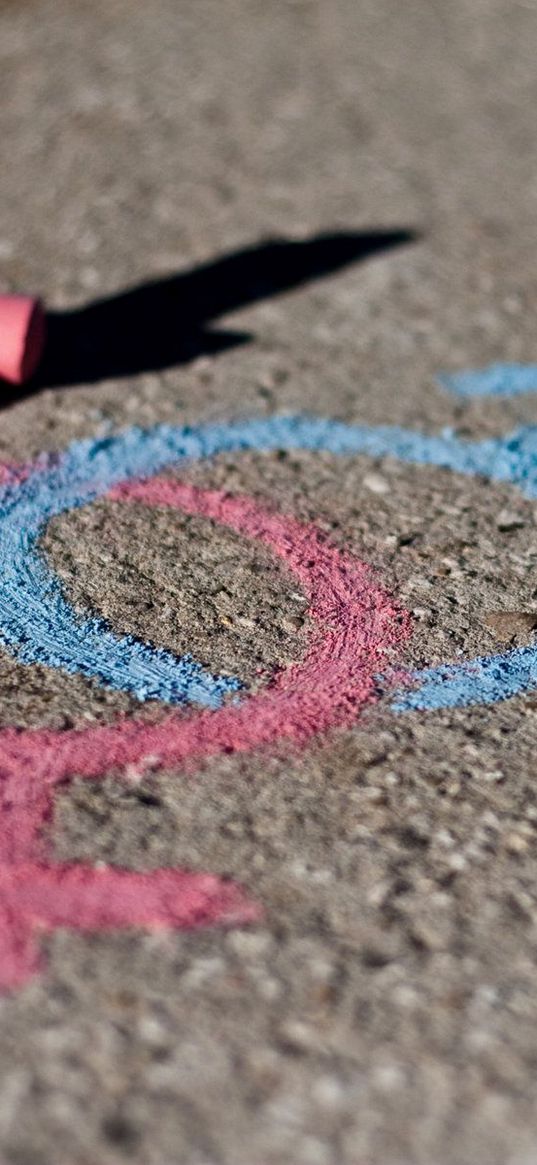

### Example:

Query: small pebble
xmin=496 ymin=509 xmax=525 ymax=531
xmin=362 ymin=472 xmax=390 ymax=494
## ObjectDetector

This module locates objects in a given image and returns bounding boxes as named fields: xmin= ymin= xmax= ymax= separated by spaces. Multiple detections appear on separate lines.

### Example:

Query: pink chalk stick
xmin=0 ymin=294 xmax=46 ymax=384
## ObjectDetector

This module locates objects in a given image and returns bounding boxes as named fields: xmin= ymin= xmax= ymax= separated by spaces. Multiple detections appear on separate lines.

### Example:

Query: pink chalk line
xmin=0 ymin=478 xmax=411 ymax=990
xmin=0 ymin=459 xmax=38 ymax=487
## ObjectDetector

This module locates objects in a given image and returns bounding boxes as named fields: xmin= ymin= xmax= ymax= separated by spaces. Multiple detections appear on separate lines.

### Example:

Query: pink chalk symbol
xmin=0 ymin=480 xmax=410 ymax=991
xmin=0 ymin=294 xmax=46 ymax=384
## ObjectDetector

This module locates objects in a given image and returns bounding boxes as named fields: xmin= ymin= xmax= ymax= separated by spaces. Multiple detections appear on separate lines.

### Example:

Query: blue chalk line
xmin=391 ymin=648 xmax=537 ymax=712
xmin=438 ymin=364 xmax=537 ymax=399
xmin=2 ymin=413 xmax=537 ymax=711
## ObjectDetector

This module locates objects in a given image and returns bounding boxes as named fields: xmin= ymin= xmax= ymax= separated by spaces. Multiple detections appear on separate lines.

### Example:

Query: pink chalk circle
xmin=0 ymin=294 xmax=46 ymax=384
xmin=0 ymin=478 xmax=410 ymax=990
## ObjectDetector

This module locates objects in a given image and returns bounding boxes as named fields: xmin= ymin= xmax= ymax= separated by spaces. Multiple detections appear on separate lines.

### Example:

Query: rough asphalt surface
xmin=2 ymin=2 xmax=537 ymax=1162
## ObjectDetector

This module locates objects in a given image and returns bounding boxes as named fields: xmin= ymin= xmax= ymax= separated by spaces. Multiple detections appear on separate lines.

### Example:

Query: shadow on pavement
xmin=1 ymin=229 xmax=417 ymax=406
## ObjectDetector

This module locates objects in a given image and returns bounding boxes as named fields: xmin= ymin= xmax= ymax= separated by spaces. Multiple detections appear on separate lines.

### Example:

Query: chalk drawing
xmin=4 ymin=406 xmax=537 ymax=988
xmin=2 ymin=415 xmax=537 ymax=713
xmin=438 ymin=364 xmax=537 ymax=399
xmin=0 ymin=476 xmax=408 ymax=990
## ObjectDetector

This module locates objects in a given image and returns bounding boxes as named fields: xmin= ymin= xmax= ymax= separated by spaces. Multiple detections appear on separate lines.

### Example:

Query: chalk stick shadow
xmin=1 ymin=229 xmax=417 ymax=405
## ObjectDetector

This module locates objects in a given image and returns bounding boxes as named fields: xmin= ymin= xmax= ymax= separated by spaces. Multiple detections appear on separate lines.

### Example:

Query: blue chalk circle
xmin=2 ymin=412 xmax=537 ymax=712
xmin=438 ymin=364 xmax=537 ymax=399
xmin=391 ymin=646 xmax=537 ymax=713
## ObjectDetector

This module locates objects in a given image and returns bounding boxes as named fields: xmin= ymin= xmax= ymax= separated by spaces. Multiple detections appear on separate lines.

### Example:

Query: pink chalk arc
xmin=0 ymin=479 xmax=410 ymax=990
